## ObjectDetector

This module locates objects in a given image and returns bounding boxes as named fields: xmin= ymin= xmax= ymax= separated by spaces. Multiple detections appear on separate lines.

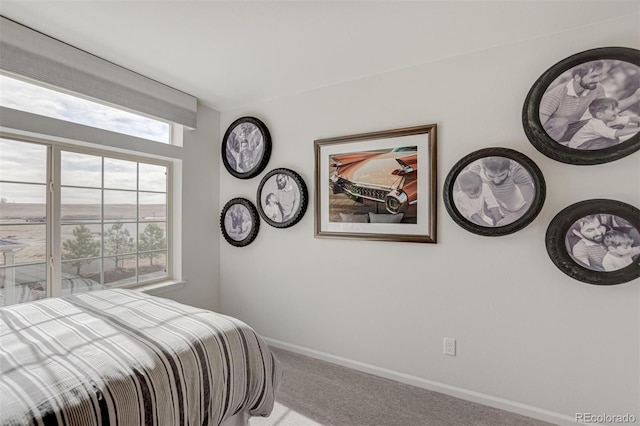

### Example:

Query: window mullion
xmin=136 ymin=163 xmax=140 ymax=284
xmin=101 ymin=157 xmax=105 ymax=287
xmin=49 ymin=146 xmax=62 ymax=298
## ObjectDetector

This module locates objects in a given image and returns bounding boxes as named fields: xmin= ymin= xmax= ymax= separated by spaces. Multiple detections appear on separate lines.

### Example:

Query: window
xmin=0 ymin=75 xmax=172 ymax=144
xmin=0 ymin=138 xmax=171 ymax=307
xmin=0 ymin=139 xmax=48 ymax=305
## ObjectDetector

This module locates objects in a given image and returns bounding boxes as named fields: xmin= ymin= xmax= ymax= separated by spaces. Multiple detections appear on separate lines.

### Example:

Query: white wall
xmin=163 ymin=104 xmax=221 ymax=311
xmin=218 ymin=14 xmax=640 ymax=424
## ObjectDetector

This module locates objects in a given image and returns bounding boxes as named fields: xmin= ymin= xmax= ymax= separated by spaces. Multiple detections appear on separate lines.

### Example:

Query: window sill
xmin=138 ymin=280 xmax=186 ymax=296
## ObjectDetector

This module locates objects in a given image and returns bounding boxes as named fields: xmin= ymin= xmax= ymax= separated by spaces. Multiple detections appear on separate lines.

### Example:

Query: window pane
xmin=139 ymin=222 xmax=167 ymax=252
xmin=104 ymin=255 xmax=136 ymax=287
xmin=104 ymin=158 xmax=136 ymax=190
xmin=0 ymin=263 xmax=47 ymax=307
xmin=103 ymin=222 xmax=136 ymax=256
xmin=0 ymin=182 xmax=47 ymax=210
xmin=0 ymin=139 xmax=47 ymax=183
xmin=61 ymin=260 xmax=103 ymax=295
xmin=0 ymin=224 xmax=46 ymax=265
xmin=105 ymin=190 xmax=136 ymax=220
xmin=61 ymin=224 xmax=102 ymax=260
xmin=0 ymin=183 xmax=47 ymax=224
xmin=139 ymin=163 xmax=167 ymax=192
xmin=139 ymin=252 xmax=166 ymax=282
xmin=61 ymin=187 xmax=102 ymax=223
xmin=139 ymin=192 xmax=166 ymax=221
xmin=61 ymin=272 xmax=106 ymax=296
xmin=0 ymin=75 xmax=171 ymax=144
xmin=61 ymin=151 xmax=102 ymax=188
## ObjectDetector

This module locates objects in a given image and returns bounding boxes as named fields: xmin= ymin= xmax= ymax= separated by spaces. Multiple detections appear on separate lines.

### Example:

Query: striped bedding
xmin=0 ymin=289 xmax=280 ymax=426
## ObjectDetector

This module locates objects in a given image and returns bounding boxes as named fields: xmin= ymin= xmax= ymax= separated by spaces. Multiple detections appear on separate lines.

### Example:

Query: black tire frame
xmin=522 ymin=47 xmax=640 ymax=165
xmin=222 ymin=116 xmax=272 ymax=179
xmin=220 ymin=197 xmax=260 ymax=247
xmin=256 ymin=168 xmax=308 ymax=229
xmin=546 ymin=199 xmax=640 ymax=285
xmin=443 ymin=147 xmax=546 ymax=236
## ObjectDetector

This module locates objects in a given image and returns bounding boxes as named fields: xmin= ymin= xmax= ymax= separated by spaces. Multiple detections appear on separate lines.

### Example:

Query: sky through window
xmin=0 ymin=75 xmax=171 ymax=143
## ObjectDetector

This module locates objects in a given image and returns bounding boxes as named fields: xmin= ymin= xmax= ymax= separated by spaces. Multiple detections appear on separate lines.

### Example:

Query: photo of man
xmin=455 ymin=156 xmax=535 ymax=227
xmin=539 ymin=59 xmax=640 ymax=149
xmin=225 ymin=122 xmax=264 ymax=173
xmin=224 ymin=204 xmax=252 ymax=241
xmin=566 ymin=214 xmax=640 ymax=272
xmin=259 ymin=172 xmax=301 ymax=223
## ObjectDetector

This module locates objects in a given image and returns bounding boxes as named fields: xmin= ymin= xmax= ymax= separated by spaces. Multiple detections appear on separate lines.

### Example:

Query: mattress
xmin=0 ymin=289 xmax=280 ymax=425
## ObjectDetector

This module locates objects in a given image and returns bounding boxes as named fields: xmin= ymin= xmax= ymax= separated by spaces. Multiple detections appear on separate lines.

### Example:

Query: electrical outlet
xmin=443 ymin=337 xmax=456 ymax=356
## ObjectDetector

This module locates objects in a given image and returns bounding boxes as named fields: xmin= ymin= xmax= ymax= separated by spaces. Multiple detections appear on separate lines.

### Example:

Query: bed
xmin=0 ymin=289 xmax=280 ymax=426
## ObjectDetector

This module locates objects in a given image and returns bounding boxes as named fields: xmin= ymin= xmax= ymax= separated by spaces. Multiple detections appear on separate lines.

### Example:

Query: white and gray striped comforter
xmin=0 ymin=289 xmax=280 ymax=426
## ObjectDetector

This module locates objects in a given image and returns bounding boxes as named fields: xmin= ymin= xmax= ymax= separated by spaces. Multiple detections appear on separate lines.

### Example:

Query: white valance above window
xmin=0 ymin=16 xmax=198 ymax=129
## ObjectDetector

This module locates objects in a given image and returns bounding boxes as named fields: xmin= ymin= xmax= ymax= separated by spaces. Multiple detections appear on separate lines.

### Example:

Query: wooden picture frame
xmin=546 ymin=199 xmax=640 ymax=285
xmin=443 ymin=147 xmax=546 ymax=236
xmin=220 ymin=198 xmax=260 ymax=247
xmin=257 ymin=168 xmax=308 ymax=228
xmin=522 ymin=47 xmax=640 ymax=165
xmin=314 ymin=124 xmax=437 ymax=243
xmin=222 ymin=116 xmax=272 ymax=179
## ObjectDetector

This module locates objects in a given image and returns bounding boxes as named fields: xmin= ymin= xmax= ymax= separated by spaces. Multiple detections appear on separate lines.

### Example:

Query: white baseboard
xmin=264 ymin=337 xmax=576 ymax=426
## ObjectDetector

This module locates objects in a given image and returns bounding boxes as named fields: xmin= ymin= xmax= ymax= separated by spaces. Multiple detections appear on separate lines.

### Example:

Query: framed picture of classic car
xmin=546 ymin=199 xmax=640 ymax=285
xmin=443 ymin=148 xmax=546 ymax=236
xmin=222 ymin=116 xmax=272 ymax=179
xmin=257 ymin=168 xmax=308 ymax=229
xmin=220 ymin=198 xmax=260 ymax=247
xmin=314 ymin=124 xmax=437 ymax=243
xmin=522 ymin=47 xmax=640 ymax=165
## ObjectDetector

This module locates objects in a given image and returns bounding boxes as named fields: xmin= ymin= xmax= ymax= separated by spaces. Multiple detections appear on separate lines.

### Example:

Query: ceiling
xmin=1 ymin=1 xmax=638 ymax=112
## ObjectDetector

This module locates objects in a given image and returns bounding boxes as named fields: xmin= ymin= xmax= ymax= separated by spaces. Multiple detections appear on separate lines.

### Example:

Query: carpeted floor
xmin=251 ymin=347 xmax=556 ymax=426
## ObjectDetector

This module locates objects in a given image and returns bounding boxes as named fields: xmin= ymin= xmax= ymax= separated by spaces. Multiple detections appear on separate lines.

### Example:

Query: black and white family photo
xmin=565 ymin=214 xmax=640 ymax=272
xmin=539 ymin=59 xmax=640 ymax=150
xmin=452 ymin=156 xmax=535 ymax=227
xmin=225 ymin=121 xmax=265 ymax=174
xmin=259 ymin=173 xmax=300 ymax=224
xmin=224 ymin=204 xmax=253 ymax=241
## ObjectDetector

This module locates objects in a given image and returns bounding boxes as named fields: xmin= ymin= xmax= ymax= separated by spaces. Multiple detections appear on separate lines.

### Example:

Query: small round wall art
xmin=257 ymin=168 xmax=308 ymax=229
xmin=222 ymin=116 xmax=272 ymax=179
xmin=546 ymin=199 xmax=640 ymax=285
xmin=220 ymin=198 xmax=260 ymax=247
xmin=443 ymin=147 xmax=546 ymax=236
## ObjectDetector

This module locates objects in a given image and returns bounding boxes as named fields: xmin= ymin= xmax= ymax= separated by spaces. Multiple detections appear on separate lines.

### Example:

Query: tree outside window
xmin=105 ymin=223 xmax=135 ymax=269
xmin=139 ymin=224 xmax=166 ymax=266
xmin=62 ymin=225 xmax=100 ymax=275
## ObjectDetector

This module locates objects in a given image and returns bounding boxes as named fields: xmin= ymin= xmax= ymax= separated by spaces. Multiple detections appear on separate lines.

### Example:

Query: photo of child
xmin=451 ymin=156 xmax=536 ymax=228
xmin=224 ymin=204 xmax=252 ymax=241
xmin=263 ymin=193 xmax=282 ymax=222
xmin=567 ymin=97 xmax=640 ymax=150
xmin=452 ymin=171 xmax=502 ymax=226
xmin=602 ymin=230 xmax=640 ymax=271
xmin=565 ymin=214 xmax=640 ymax=272
xmin=538 ymin=58 xmax=640 ymax=148
xmin=259 ymin=172 xmax=301 ymax=224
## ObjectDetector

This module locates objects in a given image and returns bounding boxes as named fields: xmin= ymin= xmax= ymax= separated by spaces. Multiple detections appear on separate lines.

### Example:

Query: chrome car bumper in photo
xmin=331 ymin=175 xmax=408 ymax=214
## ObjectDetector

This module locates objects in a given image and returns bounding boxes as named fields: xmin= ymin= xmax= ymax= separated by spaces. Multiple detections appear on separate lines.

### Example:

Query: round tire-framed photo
xmin=220 ymin=198 xmax=260 ymax=247
xmin=222 ymin=116 xmax=272 ymax=179
xmin=546 ymin=199 xmax=640 ymax=285
xmin=523 ymin=46 xmax=640 ymax=165
xmin=443 ymin=148 xmax=546 ymax=236
xmin=257 ymin=168 xmax=308 ymax=228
